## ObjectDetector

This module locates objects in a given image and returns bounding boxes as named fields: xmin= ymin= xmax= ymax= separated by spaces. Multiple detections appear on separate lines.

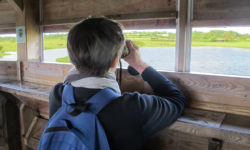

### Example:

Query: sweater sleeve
xmin=139 ymin=66 xmax=186 ymax=137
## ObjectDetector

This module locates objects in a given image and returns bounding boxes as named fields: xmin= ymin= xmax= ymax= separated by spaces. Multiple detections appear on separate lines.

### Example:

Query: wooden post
xmin=16 ymin=0 xmax=42 ymax=80
xmin=16 ymin=0 xmax=41 ymax=62
xmin=175 ymin=0 xmax=193 ymax=72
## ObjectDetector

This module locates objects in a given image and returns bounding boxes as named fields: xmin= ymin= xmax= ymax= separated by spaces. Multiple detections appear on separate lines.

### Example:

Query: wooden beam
xmin=16 ymin=0 xmax=41 ymax=61
xmin=0 ymin=1 xmax=16 ymax=26
xmin=0 ymin=28 xmax=16 ymax=34
xmin=193 ymin=0 xmax=250 ymax=21
xmin=175 ymin=0 xmax=192 ymax=72
xmin=107 ymin=11 xmax=177 ymax=21
xmin=43 ymin=0 xmax=176 ymax=26
xmin=192 ymin=18 xmax=250 ymax=27
xmin=0 ymin=23 xmax=16 ymax=29
xmin=42 ymin=11 xmax=176 ymax=26
xmin=43 ymin=19 xmax=176 ymax=33
xmin=0 ymin=24 xmax=16 ymax=34
xmin=6 ymin=0 xmax=23 ymax=14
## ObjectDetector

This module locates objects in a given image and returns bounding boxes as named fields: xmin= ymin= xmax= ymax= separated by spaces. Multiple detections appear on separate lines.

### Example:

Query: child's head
xmin=67 ymin=17 xmax=125 ymax=76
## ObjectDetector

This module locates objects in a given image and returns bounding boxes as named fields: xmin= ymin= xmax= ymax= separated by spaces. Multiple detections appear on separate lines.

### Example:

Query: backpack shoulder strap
xmin=62 ymin=84 xmax=76 ymax=106
xmin=62 ymin=84 xmax=121 ymax=114
xmin=87 ymin=88 xmax=121 ymax=114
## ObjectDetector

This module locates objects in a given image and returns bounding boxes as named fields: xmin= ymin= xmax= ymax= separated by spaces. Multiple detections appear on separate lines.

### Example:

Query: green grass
xmin=56 ymin=56 xmax=70 ymax=63
xmin=0 ymin=41 xmax=17 ymax=52
xmin=43 ymin=34 xmax=67 ymax=50
xmin=0 ymin=37 xmax=17 ymax=56
xmin=192 ymin=41 xmax=250 ymax=49
xmin=1 ymin=31 xmax=250 ymax=59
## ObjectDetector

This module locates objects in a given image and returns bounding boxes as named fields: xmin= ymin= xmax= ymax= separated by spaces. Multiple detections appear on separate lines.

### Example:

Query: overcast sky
xmin=124 ymin=27 xmax=250 ymax=34
xmin=1 ymin=27 xmax=250 ymax=37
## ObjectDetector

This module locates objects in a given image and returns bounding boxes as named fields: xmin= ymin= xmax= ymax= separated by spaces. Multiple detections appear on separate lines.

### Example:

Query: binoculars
xmin=121 ymin=46 xmax=130 ymax=58
xmin=120 ymin=46 xmax=139 ymax=75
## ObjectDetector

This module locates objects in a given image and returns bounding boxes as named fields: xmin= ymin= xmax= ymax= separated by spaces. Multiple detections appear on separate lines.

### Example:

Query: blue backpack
xmin=38 ymin=84 xmax=120 ymax=150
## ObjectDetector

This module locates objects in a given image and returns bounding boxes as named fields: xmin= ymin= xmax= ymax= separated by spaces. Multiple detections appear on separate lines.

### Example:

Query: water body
xmin=1 ymin=47 xmax=250 ymax=77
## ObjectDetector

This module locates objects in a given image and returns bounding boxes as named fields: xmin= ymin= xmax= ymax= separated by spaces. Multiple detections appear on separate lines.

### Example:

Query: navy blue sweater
xmin=49 ymin=67 xmax=186 ymax=150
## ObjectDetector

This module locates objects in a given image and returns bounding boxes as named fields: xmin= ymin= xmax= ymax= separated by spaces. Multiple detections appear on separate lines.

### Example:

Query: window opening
xmin=0 ymin=34 xmax=17 ymax=61
xmin=121 ymin=29 xmax=176 ymax=71
xmin=43 ymin=33 xmax=68 ymax=63
xmin=190 ymin=27 xmax=250 ymax=77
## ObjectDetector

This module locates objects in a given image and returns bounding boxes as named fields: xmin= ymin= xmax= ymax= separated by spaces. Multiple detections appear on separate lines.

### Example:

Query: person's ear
xmin=110 ymin=56 xmax=119 ymax=72
xmin=111 ymin=56 xmax=119 ymax=68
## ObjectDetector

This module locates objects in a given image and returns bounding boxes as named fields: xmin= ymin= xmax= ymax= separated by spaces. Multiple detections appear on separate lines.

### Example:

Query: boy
xmin=49 ymin=17 xmax=186 ymax=150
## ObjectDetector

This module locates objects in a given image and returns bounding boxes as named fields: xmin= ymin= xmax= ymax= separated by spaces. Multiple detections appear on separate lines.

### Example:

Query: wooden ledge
xmin=0 ymin=79 xmax=250 ymax=145
xmin=173 ymin=109 xmax=250 ymax=147
xmin=0 ymin=80 xmax=51 ymax=118
xmin=0 ymin=80 xmax=51 ymax=101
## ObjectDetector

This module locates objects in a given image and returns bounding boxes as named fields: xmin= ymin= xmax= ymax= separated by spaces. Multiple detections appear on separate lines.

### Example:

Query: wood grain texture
xmin=24 ymin=0 xmax=41 ymax=61
xmin=0 ymin=61 xmax=17 ymax=80
xmin=29 ymin=118 xmax=47 ymax=140
xmin=145 ymin=130 xmax=209 ymax=150
xmin=169 ymin=121 xmax=250 ymax=147
xmin=0 ymin=27 xmax=15 ymax=34
xmin=0 ymin=1 xmax=16 ymax=26
xmin=1 ymin=79 xmax=250 ymax=149
xmin=192 ymin=18 xmax=250 ymax=27
xmin=43 ymin=19 xmax=176 ymax=33
xmin=19 ymin=62 xmax=250 ymax=116
xmin=106 ymin=11 xmax=176 ymax=21
xmin=0 ymin=80 xmax=51 ymax=118
xmin=26 ymin=118 xmax=47 ymax=149
xmin=22 ymin=61 xmax=73 ymax=85
xmin=193 ymin=0 xmax=250 ymax=20
xmin=43 ymin=0 xmax=176 ymax=25
xmin=6 ymin=0 xmax=23 ymax=14
xmin=145 ymin=130 xmax=250 ymax=150
xmin=160 ymin=72 xmax=250 ymax=116
xmin=221 ymin=114 xmax=250 ymax=135
xmin=16 ymin=95 xmax=49 ymax=119
xmin=120 ymin=69 xmax=250 ymax=116
xmin=178 ymin=109 xmax=226 ymax=128
xmin=189 ymin=101 xmax=250 ymax=117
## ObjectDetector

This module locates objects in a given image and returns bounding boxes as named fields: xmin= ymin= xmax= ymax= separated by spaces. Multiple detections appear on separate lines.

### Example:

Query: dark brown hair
xmin=67 ymin=17 xmax=124 ymax=76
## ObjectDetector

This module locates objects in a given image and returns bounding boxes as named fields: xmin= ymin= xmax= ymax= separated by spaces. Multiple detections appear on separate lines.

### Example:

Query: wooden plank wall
xmin=194 ymin=0 xmax=250 ymax=20
xmin=0 ymin=61 xmax=17 ymax=80
xmin=0 ymin=0 xmax=16 ymax=26
xmin=0 ymin=0 xmax=16 ymax=33
xmin=21 ymin=62 xmax=250 ymax=117
xmin=42 ymin=0 xmax=177 ymax=32
xmin=1 ymin=0 xmax=250 ymax=33
xmin=44 ymin=19 xmax=176 ymax=33
xmin=43 ymin=0 xmax=176 ymax=25
xmin=22 ymin=61 xmax=73 ymax=85
xmin=145 ymin=130 xmax=250 ymax=150
xmin=192 ymin=0 xmax=250 ymax=27
xmin=120 ymin=69 xmax=250 ymax=116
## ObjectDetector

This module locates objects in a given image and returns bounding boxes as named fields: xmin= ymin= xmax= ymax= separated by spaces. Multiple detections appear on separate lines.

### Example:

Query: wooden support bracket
xmin=24 ymin=116 xmax=38 ymax=145
xmin=6 ymin=0 xmax=23 ymax=14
